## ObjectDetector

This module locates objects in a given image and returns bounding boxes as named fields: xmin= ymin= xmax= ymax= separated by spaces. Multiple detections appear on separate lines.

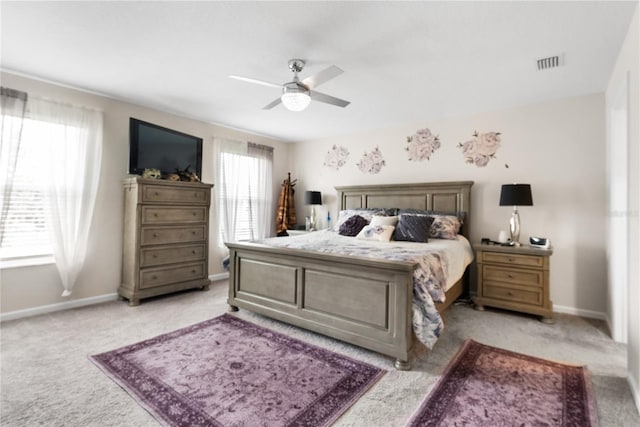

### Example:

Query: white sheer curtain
xmin=247 ymin=142 xmax=273 ymax=238
xmin=28 ymin=97 xmax=103 ymax=296
xmin=0 ymin=87 xmax=28 ymax=247
xmin=215 ymin=138 xmax=273 ymax=244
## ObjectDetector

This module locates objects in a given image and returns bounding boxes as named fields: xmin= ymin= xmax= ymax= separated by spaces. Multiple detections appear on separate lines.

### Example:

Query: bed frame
xmin=226 ymin=181 xmax=473 ymax=369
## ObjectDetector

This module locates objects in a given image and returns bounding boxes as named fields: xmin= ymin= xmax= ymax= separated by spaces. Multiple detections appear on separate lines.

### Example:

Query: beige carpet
xmin=1 ymin=280 xmax=638 ymax=426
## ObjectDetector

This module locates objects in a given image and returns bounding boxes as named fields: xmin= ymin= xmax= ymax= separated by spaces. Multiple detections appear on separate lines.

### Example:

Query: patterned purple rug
xmin=90 ymin=314 xmax=385 ymax=427
xmin=407 ymin=339 xmax=598 ymax=427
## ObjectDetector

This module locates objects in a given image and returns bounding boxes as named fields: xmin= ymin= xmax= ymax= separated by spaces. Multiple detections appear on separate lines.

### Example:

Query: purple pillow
xmin=339 ymin=215 xmax=368 ymax=237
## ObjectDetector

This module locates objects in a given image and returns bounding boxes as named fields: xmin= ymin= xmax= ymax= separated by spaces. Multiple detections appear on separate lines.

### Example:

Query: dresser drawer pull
xmin=192 ymin=231 xmax=196 ymax=235
xmin=155 ymin=191 xmax=159 ymax=196
xmin=192 ymin=250 xmax=196 ymax=254
xmin=507 ymin=257 xmax=514 ymax=262
xmin=154 ymin=213 xmax=159 ymax=217
xmin=193 ymin=212 xmax=197 ymax=216
xmin=152 ymin=254 xmax=157 ymax=258
xmin=194 ymin=193 xmax=199 ymax=198
xmin=153 ymin=233 xmax=158 ymax=238
xmin=152 ymin=275 xmax=157 ymax=280
xmin=191 ymin=269 xmax=197 ymax=273
xmin=508 ymin=291 xmax=514 ymax=296
xmin=507 ymin=274 xmax=514 ymax=279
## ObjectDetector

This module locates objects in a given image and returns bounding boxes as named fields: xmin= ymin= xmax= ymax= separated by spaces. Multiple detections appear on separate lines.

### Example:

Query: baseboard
xmin=553 ymin=304 xmax=606 ymax=320
xmin=0 ymin=293 xmax=119 ymax=322
xmin=209 ymin=272 xmax=229 ymax=282
xmin=629 ymin=372 xmax=640 ymax=415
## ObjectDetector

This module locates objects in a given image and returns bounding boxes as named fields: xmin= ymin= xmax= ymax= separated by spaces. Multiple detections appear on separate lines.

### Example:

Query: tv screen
xmin=129 ymin=118 xmax=203 ymax=178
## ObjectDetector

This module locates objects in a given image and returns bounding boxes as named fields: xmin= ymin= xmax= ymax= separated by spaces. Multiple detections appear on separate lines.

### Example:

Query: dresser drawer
xmin=482 ymin=251 xmax=544 ymax=268
xmin=140 ymin=262 xmax=206 ymax=289
xmin=142 ymin=185 xmax=210 ymax=205
xmin=140 ymin=225 xmax=207 ymax=246
xmin=483 ymin=283 xmax=542 ymax=306
xmin=483 ymin=266 xmax=543 ymax=287
xmin=141 ymin=206 xmax=207 ymax=224
xmin=140 ymin=244 xmax=205 ymax=267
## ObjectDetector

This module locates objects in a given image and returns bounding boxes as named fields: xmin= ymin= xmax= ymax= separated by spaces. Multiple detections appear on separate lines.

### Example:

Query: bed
xmin=226 ymin=181 xmax=473 ymax=369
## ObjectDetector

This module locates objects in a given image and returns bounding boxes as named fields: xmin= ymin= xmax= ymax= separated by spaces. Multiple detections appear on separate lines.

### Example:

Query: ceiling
xmin=1 ymin=1 xmax=637 ymax=143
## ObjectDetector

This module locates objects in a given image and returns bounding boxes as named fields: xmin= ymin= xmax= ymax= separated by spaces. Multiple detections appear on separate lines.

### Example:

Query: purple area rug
xmin=90 ymin=314 xmax=384 ymax=427
xmin=407 ymin=339 xmax=598 ymax=427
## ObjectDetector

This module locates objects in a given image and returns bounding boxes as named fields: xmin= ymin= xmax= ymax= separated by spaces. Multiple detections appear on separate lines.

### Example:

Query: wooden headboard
xmin=335 ymin=181 xmax=474 ymax=238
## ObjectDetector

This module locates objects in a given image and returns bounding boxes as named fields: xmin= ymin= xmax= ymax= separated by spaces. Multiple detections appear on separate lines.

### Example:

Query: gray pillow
xmin=393 ymin=214 xmax=434 ymax=243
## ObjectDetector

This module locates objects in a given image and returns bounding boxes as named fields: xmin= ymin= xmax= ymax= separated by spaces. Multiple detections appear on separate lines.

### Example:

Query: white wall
xmin=606 ymin=5 xmax=640 ymax=412
xmin=290 ymin=93 xmax=607 ymax=316
xmin=0 ymin=72 xmax=291 ymax=314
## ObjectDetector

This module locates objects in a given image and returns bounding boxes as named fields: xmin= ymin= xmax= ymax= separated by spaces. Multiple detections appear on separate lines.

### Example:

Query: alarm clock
xmin=529 ymin=237 xmax=550 ymax=249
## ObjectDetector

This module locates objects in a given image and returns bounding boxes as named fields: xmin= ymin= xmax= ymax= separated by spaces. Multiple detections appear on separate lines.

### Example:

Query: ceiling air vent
xmin=537 ymin=55 xmax=563 ymax=71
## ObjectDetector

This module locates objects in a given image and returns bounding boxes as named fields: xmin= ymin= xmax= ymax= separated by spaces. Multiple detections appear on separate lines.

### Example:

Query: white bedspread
xmin=253 ymin=230 xmax=474 ymax=349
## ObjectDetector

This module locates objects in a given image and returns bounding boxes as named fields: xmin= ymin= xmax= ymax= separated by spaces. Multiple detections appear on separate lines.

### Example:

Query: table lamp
xmin=304 ymin=191 xmax=322 ymax=231
xmin=499 ymin=184 xmax=533 ymax=246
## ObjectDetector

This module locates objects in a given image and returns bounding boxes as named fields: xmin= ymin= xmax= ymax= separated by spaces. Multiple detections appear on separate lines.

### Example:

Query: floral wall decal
xmin=458 ymin=131 xmax=501 ymax=167
xmin=406 ymin=128 xmax=441 ymax=161
xmin=323 ymin=145 xmax=350 ymax=170
xmin=357 ymin=146 xmax=386 ymax=174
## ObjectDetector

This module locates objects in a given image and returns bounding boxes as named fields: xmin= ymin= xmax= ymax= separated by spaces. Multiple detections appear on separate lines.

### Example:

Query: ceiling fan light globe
xmin=281 ymin=85 xmax=311 ymax=111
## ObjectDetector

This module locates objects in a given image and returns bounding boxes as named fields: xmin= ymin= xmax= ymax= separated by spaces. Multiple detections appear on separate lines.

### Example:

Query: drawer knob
xmin=192 ymin=212 xmax=197 ymax=216
xmin=192 ymin=231 xmax=196 ymax=235
xmin=194 ymin=193 xmax=199 ymax=198
xmin=508 ymin=291 xmax=514 ymax=296
xmin=154 ymin=213 xmax=158 ymax=217
xmin=152 ymin=275 xmax=157 ymax=280
xmin=153 ymin=233 xmax=158 ymax=238
xmin=152 ymin=254 xmax=157 ymax=258
xmin=191 ymin=250 xmax=196 ymax=254
xmin=507 ymin=258 xmax=514 ymax=262
xmin=155 ymin=191 xmax=159 ymax=196
xmin=191 ymin=269 xmax=196 ymax=273
xmin=507 ymin=274 xmax=514 ymax=279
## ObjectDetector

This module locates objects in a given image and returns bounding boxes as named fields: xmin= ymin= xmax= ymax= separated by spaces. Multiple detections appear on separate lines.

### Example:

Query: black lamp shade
xmin=304 ymin=191 xmax=322 ymax=205
xmin=499 ymin=184 xmax=533 ymax=206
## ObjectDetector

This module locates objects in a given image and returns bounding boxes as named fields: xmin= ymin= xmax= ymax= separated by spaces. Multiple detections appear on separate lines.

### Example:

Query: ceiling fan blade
xmin=309 ymin=90 xmax=350 ymax=108
xmin=302 ymin=65 xmax=343 ymax=89
xmin=229 ymin=75 xmax=282 ymax=89
xmin=263 ymin=97 xmax=282 ymax=110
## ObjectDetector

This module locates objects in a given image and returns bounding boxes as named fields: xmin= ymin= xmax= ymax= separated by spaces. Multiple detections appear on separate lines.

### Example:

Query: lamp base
xmin=509 ymin=207 xmax=521 ymax=246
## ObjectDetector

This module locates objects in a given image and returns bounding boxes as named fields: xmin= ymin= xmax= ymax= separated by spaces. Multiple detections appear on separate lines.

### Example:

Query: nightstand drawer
xmin=484 ymin=283 xmax=542 ymax=306
xmin=482 ymin=251 xmax=544 ymax=268
xmin=483 ymin=266 xmax=543 ymax=287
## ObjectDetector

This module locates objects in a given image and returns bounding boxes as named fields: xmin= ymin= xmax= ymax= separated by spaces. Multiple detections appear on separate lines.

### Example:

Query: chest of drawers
xmin=119 ymin=178 xmax=213 ymax=306
xmin=473 ymin=244 xmax=553 ymax=323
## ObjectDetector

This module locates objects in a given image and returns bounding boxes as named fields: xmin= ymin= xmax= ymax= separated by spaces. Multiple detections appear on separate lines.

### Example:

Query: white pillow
xmin=356 ymin=225 xmax=395 ymax=242
xmin=369 ymin=215 xmax=399 ymax=227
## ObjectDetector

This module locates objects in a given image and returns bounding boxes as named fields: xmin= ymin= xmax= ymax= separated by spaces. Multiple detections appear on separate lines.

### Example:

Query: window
xmin=216 ymin=140 xmax=273 ymax=246
xmin=1 ymin=118 xmax=59 ymax=260
xmin=1 ymin=117 xmax=87 ymax=262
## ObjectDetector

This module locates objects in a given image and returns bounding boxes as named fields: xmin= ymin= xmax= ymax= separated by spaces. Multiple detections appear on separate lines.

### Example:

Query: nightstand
xmin=473 ymin=243 xmax=554 ymax=323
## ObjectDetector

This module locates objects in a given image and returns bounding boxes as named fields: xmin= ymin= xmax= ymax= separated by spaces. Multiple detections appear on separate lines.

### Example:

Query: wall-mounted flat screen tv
xmin=129 ymin=118 xmax=203 ymax=178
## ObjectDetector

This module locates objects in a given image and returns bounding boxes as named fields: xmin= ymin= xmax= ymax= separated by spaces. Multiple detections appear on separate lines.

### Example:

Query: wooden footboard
xmin=227 ymin=241 xmax=417 ymax=368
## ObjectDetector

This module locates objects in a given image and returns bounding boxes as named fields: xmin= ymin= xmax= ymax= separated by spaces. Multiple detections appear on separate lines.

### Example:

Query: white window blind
xmin=216 ymin=140 xmax=273 ymax=247
xmin=0 ymin=118 xmax=78 ymax=260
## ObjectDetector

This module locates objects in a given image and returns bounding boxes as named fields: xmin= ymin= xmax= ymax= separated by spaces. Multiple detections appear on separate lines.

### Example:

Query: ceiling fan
xmin=229 ymin=59 xmax=350 ymax=112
